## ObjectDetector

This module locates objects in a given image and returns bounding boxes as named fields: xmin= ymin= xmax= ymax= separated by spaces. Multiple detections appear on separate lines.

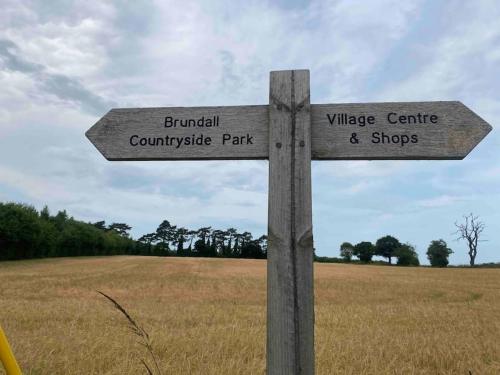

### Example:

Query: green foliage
xmin=108 ymin=223 xmax=132 ymax=237
xmin=196 ymin=227 xmax=211 ymax=244
xmin=0 ymin=202 xmax=42 ymax=260
xmin=240 ymin=241 xmax=266 ymax=259
xmin=0 ymin=201 xmax=461 ymax=268
xmin=0 ymin=202 xmax=136 ymax=261
xmin=353 ymin=241 xmax=375 ymax=263
xmin=194 ymin=239 xmax=216 ymax=257
xmin=314 ymin=255 xmax=344 ymax=263
xmin=93 ymin=220 xmax=107 ymax=231
xmin=155 ymin=220 xmax=176 ymax=249
xmin=256 ymin=235 xmax=267 ymax=256
xmin=375 ymin=235 xmax=401 ymax=264
xmin=40 ymin=205 xmax=50 ymax=220
xmin=339 ymin=242 xmax=354 ymax=262
xmin=0 ymin=201 xmax=266 ymax=262
xmin=394 ymin=243 xmax=420 ymax=266
xmin=175 ymin=227 xmax=189 ymax=256
xmin=427 ymin=239 xmax=453 ymax=267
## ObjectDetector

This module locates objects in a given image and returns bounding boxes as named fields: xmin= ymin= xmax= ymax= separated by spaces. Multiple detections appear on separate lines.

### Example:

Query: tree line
xmin=333 ymin=235 xmax=453 ymax=267
xmin=0 ymin=202 xmax=266 ymax=261
xmin=0 ymin=201 xmax=487 ymax=267
xmin=135 ymin=220 xmax=267 ymax=259
xmin=333 ymin=213 xmax=487 ymax=268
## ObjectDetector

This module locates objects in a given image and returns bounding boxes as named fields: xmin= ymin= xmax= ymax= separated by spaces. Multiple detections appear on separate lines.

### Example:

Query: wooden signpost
xmin=86 ymin=69 xmax=492 ymax=375
xmin=86 ymin=105 xmax=268 ymax=160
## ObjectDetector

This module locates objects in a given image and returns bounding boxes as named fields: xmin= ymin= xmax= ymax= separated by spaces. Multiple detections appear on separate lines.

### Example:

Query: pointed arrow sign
xmin=86 ymin=105 xmax=269 ymax=161
xmin=311 ymin=101 xmax=492 ymax=160
xmin=86 ymin=101 xmax=492 ymax=161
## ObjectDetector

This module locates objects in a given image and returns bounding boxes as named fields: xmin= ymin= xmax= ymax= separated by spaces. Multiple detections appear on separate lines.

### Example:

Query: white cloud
xmin=0 ymin=165 xmax=74 ymax=202
xmin=417 ymin=194 xmax=467 ymax=208
xmin=1 ymin=0 xmax=499 ymax=264
xmin=313 ymin=160 xmax=407 ymax=179
xmin=376 ymin=1 xmax=500 ymax=102
xmin=338 ymin=180 xmax=383 ymax=195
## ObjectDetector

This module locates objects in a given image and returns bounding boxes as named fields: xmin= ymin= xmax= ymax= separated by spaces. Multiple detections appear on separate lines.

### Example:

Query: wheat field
xmin=0 ymin=256 xmax=499 ymax=374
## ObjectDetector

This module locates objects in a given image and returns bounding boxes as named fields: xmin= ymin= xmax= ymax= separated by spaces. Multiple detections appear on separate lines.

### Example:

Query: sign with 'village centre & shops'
xmin=86 ymin=101 xmax=491 ymax=161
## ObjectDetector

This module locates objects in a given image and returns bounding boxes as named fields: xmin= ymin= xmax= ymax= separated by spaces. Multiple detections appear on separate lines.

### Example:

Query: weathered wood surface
xmin=311 ymin=101 xmax=492 ymax=160
xmin=86 ymin=105 xmax=268 ymax=160
xmin=87 ymin=101 xmax=491 ymax=161
xmin=267 ymin=70 xmax=314 ymax=375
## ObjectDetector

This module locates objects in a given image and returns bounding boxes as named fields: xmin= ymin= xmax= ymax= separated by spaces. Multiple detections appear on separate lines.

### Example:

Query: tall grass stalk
xmin=98 ymin=291 xmax=163 ymax=375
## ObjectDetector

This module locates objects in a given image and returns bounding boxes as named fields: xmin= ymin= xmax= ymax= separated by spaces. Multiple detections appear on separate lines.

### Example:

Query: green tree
xmin=196 ymin=227 xmax=211 ymax=245
xmin=210 ymin=229 xmax=226 ymax=256
xmin=40 ymin=205 xmax=50 ymax=220
xmin=155 ymin=220 xmax=177 ymax=250
xmin=194 ymin=238 xmax=216 ymax=257
xmin=138 ymin=233 xmax=156 ymax=255
xmin=394 ymin=243 xmax=419 ymax=266
xmin=257 ymin=235 xmax=268 ymax=257
xmin=353 ymin=241 xmax=374 ymax=263
xmin=0 ymin=203 xmax=42 ymax=260
xmin=0 ymin=202 xmax=143 ymax=260
xmin=93 ymin=221 xmax=107 ymax=231
xmin=58 ymin=220 xmax=102 ymax=257
xmin=240 ymin=240 xmax=265 ymax=259
xmin=241 ymin=231 xmax=253 ymax=247
xmin=38 ymin=218 xmax=58 ymax=257
xmin=108 ymin=223 xmax=132 ymax=237
xmin=375 ymin=235 xmax=401 ymax=264
xmin=426 ymin=239 xmax=453 ymax=267
xmin=174 ymin=227 xmax=189 ymax=256
xmin=186 ymin=230 xmax=197 ymax=255
xmin=52 ymin=210 xmax=69 ymax=231
xmin=224 ymin=228 xmax=237 ymax=257
xmin=339 ymin=242 xmax=354 ymax=262
xmin=233 ymin=232 xmax=244 ymax=257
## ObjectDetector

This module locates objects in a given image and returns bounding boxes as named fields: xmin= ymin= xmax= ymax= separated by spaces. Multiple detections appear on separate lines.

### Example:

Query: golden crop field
xmin=0 ymin=256 xmax=499 ymax=375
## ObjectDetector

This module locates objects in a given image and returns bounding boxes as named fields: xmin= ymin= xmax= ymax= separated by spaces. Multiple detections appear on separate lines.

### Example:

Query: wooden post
xmin=86 ymin=67 xmax=492 ymax=375
xmin=267 ymin=70 xmax=314 ymax=375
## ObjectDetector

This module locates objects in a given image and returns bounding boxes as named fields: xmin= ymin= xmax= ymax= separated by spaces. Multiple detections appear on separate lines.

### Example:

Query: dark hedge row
xmin=0 ymin=202 xmax=137 ymax=260
xmin=0 ymin=202 xmax=267 ymax=261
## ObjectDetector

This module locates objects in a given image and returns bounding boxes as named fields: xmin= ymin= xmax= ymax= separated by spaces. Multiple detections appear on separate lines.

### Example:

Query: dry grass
xmin=0 ymin=256 xmax=499 ymax=374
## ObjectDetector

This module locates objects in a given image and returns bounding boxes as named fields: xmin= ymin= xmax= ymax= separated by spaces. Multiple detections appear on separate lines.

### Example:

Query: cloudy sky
xmin=1 ymin=0 xmax=499 ymax=265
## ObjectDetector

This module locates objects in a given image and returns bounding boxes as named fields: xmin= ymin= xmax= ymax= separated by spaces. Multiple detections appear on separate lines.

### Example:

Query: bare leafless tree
xmin=455 ymin=213 xmax=485 ymax=267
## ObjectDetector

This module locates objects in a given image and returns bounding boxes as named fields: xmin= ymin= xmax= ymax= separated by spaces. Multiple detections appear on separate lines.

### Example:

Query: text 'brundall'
xmin=165 ymin=116 xmax=220 ymax=128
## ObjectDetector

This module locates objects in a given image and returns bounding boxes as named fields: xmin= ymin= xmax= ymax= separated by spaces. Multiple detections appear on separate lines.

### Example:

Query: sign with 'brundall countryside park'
xmin=86 ymin=101 xmax=491 ymax=161
xmin=86 ymin=70 xmax=492 ymax=375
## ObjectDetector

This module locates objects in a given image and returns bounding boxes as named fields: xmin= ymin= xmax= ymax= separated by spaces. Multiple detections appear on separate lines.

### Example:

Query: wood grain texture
xmin=267 ymin=70 xmax=314 ymax=375
xmin=86 ymin=102 xmax=491 ymax=161
xmin=86 ymin=105 xmax=268 ymax=160
xmin=311 ymin=101 xmax=492 ymax=160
